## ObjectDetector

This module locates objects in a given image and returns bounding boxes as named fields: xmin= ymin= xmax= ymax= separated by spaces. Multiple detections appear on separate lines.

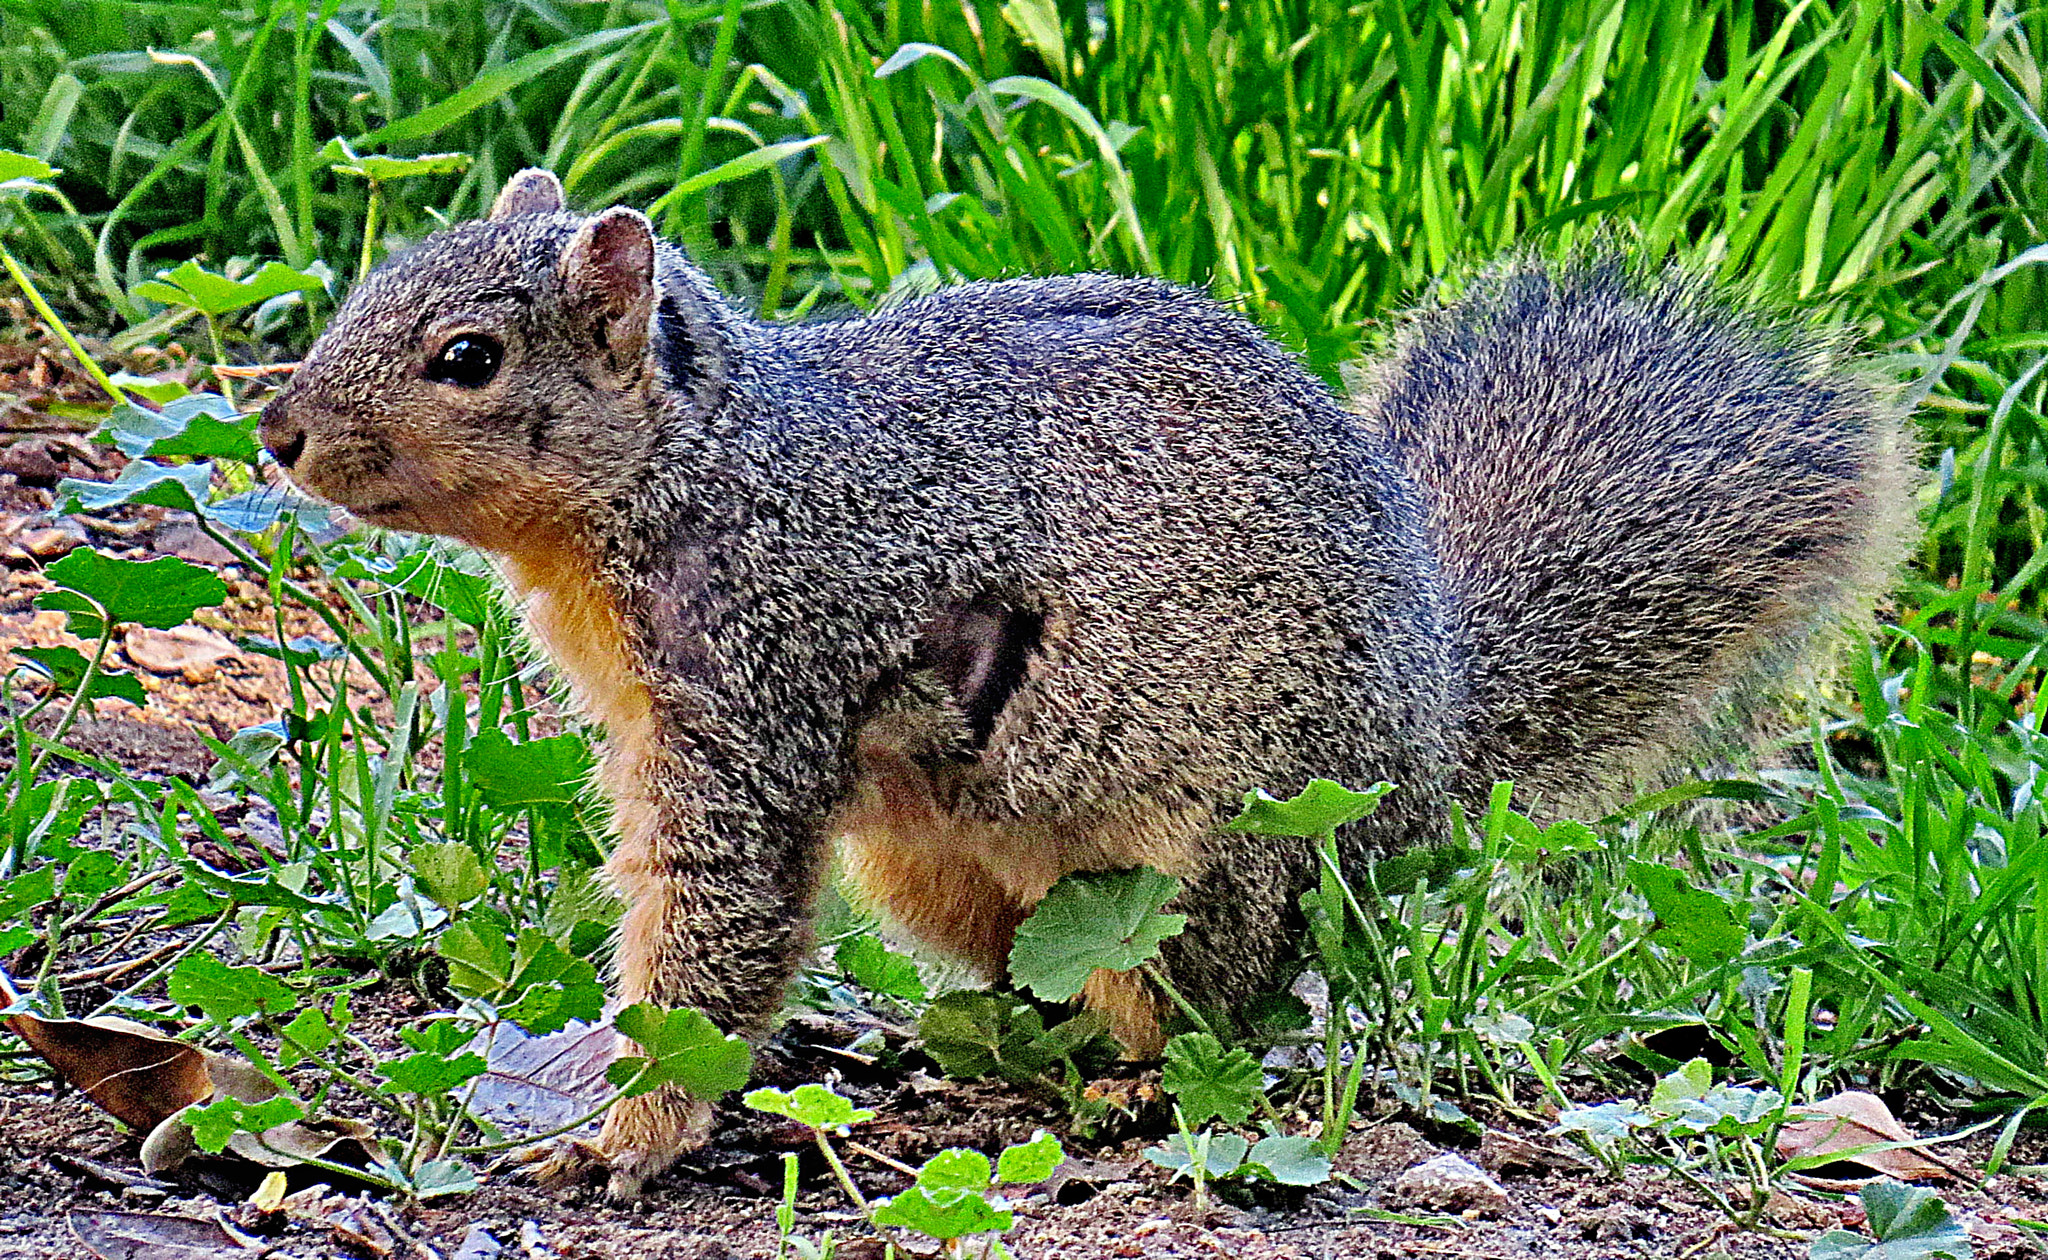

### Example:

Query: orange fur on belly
xmin=829 ymin=734 xmax=1200 ymax=1054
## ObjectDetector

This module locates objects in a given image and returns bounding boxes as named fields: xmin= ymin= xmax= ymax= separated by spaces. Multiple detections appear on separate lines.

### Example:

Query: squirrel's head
xmin=260 ymin=168 xmax=729 ymax=553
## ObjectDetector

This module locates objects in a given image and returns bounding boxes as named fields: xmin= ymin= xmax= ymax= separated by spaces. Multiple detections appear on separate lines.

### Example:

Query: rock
xmin=17 ymin=523 xmax=86 ymax=559
xmin=1392 ymin=1152 xmax=1510 ymax=1214
xmin=152 ymin=521 xmax=236 ymax=565
xmin=0 ymin=439 xmax=66 ymax=487
xmin=123 ymin=625 xmax=240 ymax=682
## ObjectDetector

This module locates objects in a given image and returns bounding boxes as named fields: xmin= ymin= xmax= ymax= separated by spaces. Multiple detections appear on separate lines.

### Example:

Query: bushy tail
xmin=1358 ymin=252 xmax=1917 ymax=809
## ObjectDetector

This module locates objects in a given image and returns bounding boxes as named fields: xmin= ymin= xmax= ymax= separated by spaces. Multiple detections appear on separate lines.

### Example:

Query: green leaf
xmin=440 ymin=916 xmax=515 ymax=999
xmin=1227 ymin=779 xmax=1393 ymax=837
xmin=1626 ymin=860 xmax=1746 ymax=967
xmin=411 ymin=842 xmax=489 ymax=912
xmin=466 ymin=730 xmax=591 ymax=809
xmin=333 ymin=151 xmax=473 ymax=180
xmin=57 ymin=460 xmax=213 ymax=520
xmin=379 ymin=1050 xmax=488 ymax=1097
xmin=917 ymin=991 xmax=1060 ymax=1083
xmin=0 ymin=149 xmax=59 ymax=197
xmin=872 ymin=1185 xmax=1013 ymax=1241
xmin=167 ymin=952 xmax=295 ymax=1024
xmin=408 ymin=1158 xmax=481 ymax=1199
xmin=0 ymin=867 xmax=57 ymax=929
xmin=100 ymin=394 xmax=259 ymax=463
xmin=1009 ymin=868 xmax=1187 ymax=1001
xmin=11 ymin=645 xmax=147 ymax=707
xmin=916 ymin=1148 xmax=993 ymax=1192
xmin=1160 ymin=1032 xmax=1264 ymax=1127
xmin=355 ymin=22 xmax=658 ymax=147
xmin=184 ymin=1095 xmax=305 ymax=1155
xmin=837 ymin=932 xmax=926 ymax=1001
xmin=608 ymin=1003 xmax=752 ymax=1100
xmin=502 ymin=932 xmax=605 ymax=1035
xmin=1808 ymin=1179 xmax=1973 ymax=1260
xmin=743 ymin=1082 xmax=876 ymax=1132
xmin=1143 ymin=1130 xmax=1248 ymax=1179
xmin=132 ymin=260 xmax=322 ymax=318
xmin=995 ymin=1131 xmax=1063 ymax=1184
xmin=1553 ymin=1101 xmax=1652 ymax=1147
xmin=1243 ymin=1135 xmax=1331 ymax=1186
xmin=42 ymin=549 xmax=228 ymax=631
xmin=277 ymin=1006 xmax=335 ymax=1068
xmin=400 ymin=1019 xmax=472 ymax=1056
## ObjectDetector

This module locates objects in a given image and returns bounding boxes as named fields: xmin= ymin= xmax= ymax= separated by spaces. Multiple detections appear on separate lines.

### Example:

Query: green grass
xmin=0 ymin=0 xmax=2045 ymax=1222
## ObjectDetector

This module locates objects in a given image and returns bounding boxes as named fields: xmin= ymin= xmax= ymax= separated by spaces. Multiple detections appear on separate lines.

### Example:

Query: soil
xmin=2 ymin=344 xmax=2046 ymax=1259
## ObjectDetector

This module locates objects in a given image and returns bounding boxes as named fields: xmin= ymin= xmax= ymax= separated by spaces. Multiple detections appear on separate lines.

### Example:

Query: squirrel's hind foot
xmin=510 ymin=1088 xmax=712 ymax=1200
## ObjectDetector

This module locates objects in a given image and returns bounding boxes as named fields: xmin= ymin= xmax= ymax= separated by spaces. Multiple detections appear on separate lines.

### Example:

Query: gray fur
xmin=259 ymin=183 xmax=1913 ymax=1192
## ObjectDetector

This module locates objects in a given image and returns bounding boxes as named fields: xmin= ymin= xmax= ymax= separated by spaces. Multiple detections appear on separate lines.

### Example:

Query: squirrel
xmin=258 ymin=167 xmax=1914 ymax=1196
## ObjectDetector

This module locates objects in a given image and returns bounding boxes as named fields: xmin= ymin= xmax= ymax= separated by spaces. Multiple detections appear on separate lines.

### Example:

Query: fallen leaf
xmin=68 ymin=1210 xmax=263 ymax=1260
xmin=6 ymin=1012 xmax=220 ymax=1132
xmin=1776 ymin=1090 xmax=1954 ymax=1183
xmin=461 ymin=1016 xmax=619 ymax=1140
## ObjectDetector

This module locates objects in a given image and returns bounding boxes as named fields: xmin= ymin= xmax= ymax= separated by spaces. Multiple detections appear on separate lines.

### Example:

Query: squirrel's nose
xmin=259 ymin=396 xmax=307 ymax=469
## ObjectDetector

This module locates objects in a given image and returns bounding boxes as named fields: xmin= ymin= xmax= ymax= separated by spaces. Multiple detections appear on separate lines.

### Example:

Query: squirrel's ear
xmin=491 ymin=168 xmax=565 ymax=219
xmin=559 ymin=207 xmax=657 ymax=369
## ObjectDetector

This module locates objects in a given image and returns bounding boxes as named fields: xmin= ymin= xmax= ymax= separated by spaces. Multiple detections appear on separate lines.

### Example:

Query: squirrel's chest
xmin=497 ymin=550 xmax=662 ymax=838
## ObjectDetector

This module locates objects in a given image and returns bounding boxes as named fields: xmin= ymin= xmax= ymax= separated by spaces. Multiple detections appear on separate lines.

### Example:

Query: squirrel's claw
xmin=508 ymin=1089 xmax=712 ymax=1201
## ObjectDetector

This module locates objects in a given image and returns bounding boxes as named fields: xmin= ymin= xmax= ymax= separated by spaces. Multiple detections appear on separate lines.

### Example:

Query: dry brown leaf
xmin=6 ymin=1012 xmax=214 ymax=1132
xmin=1775 ymin=1089 xmax=1954 ymax=1182
xmin=68 ymin=1210 xmax=264 ymax=1260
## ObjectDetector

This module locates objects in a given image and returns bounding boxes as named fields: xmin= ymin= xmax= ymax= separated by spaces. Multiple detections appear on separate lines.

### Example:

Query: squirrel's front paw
xmin=518 ymin=1087 xmax=712 ymax=1200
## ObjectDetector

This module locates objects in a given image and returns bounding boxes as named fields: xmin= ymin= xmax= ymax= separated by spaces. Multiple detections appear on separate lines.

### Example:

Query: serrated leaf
xmin=873 ymin=1184 xmax=1013 ymax=1240
xmin=466 ymin=730 xmax=591 ymax=809
xmin=502 ymin=932 xmax=604 ymax=1035
xmin=1808 ymin=1179 xmax=1973 ymax=1259
xmin=11 ymin=645 xmax=147 ymax=707
xmin=1553 ymin=1101 xmax=1652 ymax=1144
xmin=411 ymin=842 xmax=488 ymax=912
xmin=916 ymin=1148 xmax=993 ymax=1192
xmin=134 ymin=260 xmax=323 ymax=318
xmin=400 ymin=1020 xmax=473 ymax=1056
xmin=1160 ymin=1032 xmax=1263 ymax=1127
xmin=1227 ymin=779 xmax=1393 ymax=837
xmin=1627 ymin=859 xmax=1746 ymax=967
xmin=917 ymin=991 xmax=1059 ymax=1083
xmin=167 ymin=953 xmax=295 ymax=1024
xmin=379 ymin=1050 xmax=488 ymax=1097
xmin=42 ymin=549 xmax=228 ymax=631
xmin=743 ymin=1082 xmax=875 ymax=1131
xmin=837 ymin=933 xmax=926 ymax=1001
xmin=57 ymin=460 xmax=213 ymax=519
xmin=607 ymin=1003 xmax=752 ymax=1099
xmin=409 ymin=1158 xmax=481 ymax=1198
xmin=995 ymin=1131 xmax=1063 ymax=1184
xmin=1143 ymin=1130 xmax=1248 ymax=1179
xmin=100 ymin=394 xmax=257 ymax=463
xmin=184 ymin=1095 xmax=305 ymax=1154
xmin=1009 ymin=868 xmax=1186 ymax=1001
xmin=440 ymin=917 xmax=514 ymax=998
xmin=1243 ymin=1135 xmax=1331 ymax=1186
xmin=276 ymin=1007 xmax=334 ymax=1068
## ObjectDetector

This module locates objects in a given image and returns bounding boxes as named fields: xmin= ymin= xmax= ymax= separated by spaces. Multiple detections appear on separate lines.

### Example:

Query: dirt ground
xmin=3 ymin=340 xmax=2047 ymax=1259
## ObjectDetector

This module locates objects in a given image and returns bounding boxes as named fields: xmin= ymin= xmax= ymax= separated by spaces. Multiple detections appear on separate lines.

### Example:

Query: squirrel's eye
xmin=427 ymin=334 xmax=502 ymax=388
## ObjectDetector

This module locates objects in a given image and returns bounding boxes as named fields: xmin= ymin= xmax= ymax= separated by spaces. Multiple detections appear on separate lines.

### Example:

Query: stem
xmin=357 ymin=180 xmax=382 ymax=285
xmin=27 ymin=618 xmax=116 ymax=787
xmin=263 ymin=1020 xmax=411 ymax=1118
xmin=194 ymin=517 xmax=394 ymax=695
xmin=1137 ymin=959 xmax=1216 ymax=1039
xmin=0 ymin=242 xmax=125 ymax=402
